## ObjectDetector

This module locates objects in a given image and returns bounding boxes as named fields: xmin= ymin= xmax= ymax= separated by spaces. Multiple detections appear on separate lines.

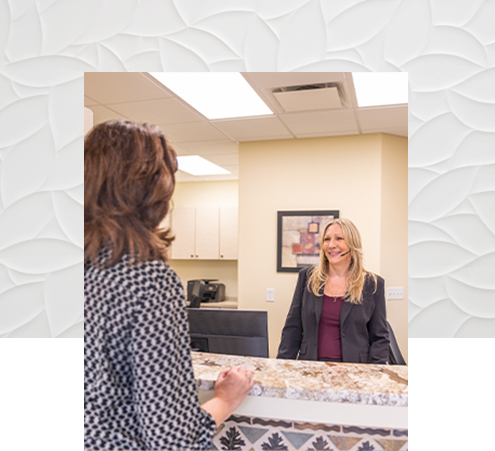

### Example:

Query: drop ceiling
xmin=84 ymin=72 xmax=408 ymax=182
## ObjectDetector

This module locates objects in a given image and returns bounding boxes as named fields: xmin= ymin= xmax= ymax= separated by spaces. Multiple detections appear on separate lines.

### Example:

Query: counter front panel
xmin=193 ymin=353 xmax=408 ymax=450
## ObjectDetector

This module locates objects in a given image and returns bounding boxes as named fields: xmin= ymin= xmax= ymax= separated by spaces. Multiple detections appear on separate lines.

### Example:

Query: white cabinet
xmin=170 ymin=207 xmax=238 ymax=260
xmin=170 ymin=207 xmax=195 ymax=259
xmin=195 ymin=207 xmax=220 ymax=259
xmin=219 ymin=207 xmax=238 ymax=260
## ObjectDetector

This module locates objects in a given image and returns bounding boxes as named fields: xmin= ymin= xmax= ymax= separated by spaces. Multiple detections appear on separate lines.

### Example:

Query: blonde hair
xmin=307 ymin=218 xmax=376 ymax=304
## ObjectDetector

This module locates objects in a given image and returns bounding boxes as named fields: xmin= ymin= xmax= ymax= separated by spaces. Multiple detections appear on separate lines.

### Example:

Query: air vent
xmin=272 ymin=82 xmax=347 ymax=112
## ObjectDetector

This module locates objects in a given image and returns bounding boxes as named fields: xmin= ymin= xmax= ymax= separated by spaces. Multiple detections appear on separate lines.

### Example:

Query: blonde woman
xmin=277 ymin=218 xmax=390 ymax=364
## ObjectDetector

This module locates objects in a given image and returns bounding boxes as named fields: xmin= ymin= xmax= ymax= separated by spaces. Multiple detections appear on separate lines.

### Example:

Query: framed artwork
xmin=277 ymin=210 xmax=339 ymax=273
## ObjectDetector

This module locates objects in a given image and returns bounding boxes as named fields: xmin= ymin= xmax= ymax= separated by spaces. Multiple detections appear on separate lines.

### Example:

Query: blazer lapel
xmin=314 ymin=288 xmax=324 ymax=326
xmin=340 ymin=300 xmax=354 ymax=326
xmin=315 ymin=286 xmax=356 ymax=326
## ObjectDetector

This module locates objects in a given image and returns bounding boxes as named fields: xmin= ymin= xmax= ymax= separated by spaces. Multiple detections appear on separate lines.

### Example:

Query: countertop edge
xmin=196 ymin=381 xmax=408 ymax=408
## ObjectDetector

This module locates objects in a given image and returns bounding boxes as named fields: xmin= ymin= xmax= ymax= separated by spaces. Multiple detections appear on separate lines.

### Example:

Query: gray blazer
xmin=277 ymin=267 xmax=390 ymax=364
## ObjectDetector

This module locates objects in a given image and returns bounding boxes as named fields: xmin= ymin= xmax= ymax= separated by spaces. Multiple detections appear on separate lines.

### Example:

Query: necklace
xmin=326 ymin=292 xmax=346 ymax=302
xmin=330 ymin=295 xmax=343 ymax=303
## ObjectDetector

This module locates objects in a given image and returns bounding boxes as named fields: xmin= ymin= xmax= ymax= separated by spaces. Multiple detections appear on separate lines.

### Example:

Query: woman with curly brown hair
xmin=84 ymin=120 xmax=254 ymax=451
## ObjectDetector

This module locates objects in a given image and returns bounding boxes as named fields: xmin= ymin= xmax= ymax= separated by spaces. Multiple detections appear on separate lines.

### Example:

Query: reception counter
xmin=193 ymin=352 xmax=408 ymax=450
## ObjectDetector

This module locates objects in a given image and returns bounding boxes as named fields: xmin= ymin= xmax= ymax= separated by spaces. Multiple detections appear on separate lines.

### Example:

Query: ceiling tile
xmin=175 ymin=171 xmax=199 ymax=182
xmin=203 ymin=154 xmax=239 ymax=166
xmin=109 ymin=97 xmax=203 ymax=126
xmin=219 ymin=164 xmax=239 ymax=175
xmin=89 ymin=105 xmax=130 ymax=125
xmin=85 ymin=72 xmax=171 ymax=105
xmin=170 ymin=143 xmax=193 ymax=156
xmin=84 ymin=96 xmax=99 ymax=106
xmin=380 ymin=127 xmax=408 ymax=138
xmin=199 ymin=173 xmax=239 ymax=182
xmin=358 ymin=106 xmax=408 ymax=132
xmin=295 ymin=130 xmax=361 ymax=139
xmin=158 ymin=122 xmax=229 ymax=142
xmin=212 ymin=116 xmax=292 ymax=141
xmin=176 ymin=140 xmax=238 ymax=155
xmin=281 ymin=109 xmax=358 ymax=137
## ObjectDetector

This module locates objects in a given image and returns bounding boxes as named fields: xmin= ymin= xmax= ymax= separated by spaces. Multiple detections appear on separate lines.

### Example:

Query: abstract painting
xmin=277 ymin=211 xmax=339 ymax=272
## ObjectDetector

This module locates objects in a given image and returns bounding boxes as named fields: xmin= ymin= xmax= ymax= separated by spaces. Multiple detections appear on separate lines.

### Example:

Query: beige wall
xmin=168 ymin=181 xmax=239 ymax=298
xmin=380 ymin=134 xmax=408 ymax=361
xmin=238 ymin=134 xmax=408 ymax=361
xmin=171 ymin=180 xmax=238 ymax=209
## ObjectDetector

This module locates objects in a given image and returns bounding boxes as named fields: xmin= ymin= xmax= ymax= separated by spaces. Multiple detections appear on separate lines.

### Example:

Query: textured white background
xmin=0 ymin=0 xmax=494 ymax=449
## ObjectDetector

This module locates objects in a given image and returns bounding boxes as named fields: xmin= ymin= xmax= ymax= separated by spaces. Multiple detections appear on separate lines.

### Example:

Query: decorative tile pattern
xmin=214 ymin=415 xmax=408 ymax=451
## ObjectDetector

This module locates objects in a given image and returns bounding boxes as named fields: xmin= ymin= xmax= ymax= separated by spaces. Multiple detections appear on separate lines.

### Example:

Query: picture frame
xmin=277 ymin=210 xmax=339 ymax=273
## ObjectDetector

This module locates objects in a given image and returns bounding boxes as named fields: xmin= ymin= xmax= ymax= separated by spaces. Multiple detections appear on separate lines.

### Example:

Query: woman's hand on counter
xmin=215 ymin=366 xmax=255 ymax=410
xmin=201 ymin=366 xmax=255 ymax=426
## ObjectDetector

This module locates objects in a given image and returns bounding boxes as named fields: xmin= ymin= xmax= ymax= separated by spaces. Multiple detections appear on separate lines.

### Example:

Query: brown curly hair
xmin=84 ymin=120 xmax=177 ymax=267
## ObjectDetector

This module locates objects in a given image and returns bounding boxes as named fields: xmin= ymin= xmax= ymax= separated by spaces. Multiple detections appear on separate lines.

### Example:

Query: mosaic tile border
xmin=213 ymin=415 xmax=408 ymax=451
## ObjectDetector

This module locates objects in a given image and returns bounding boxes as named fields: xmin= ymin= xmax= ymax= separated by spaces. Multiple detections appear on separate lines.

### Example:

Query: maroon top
xmin=317 ymin=295 xmax=344 ymax=359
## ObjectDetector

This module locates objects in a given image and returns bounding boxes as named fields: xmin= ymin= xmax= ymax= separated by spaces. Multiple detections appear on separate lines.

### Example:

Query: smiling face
xmin=322 ymin=223 xmax=351 ymax=265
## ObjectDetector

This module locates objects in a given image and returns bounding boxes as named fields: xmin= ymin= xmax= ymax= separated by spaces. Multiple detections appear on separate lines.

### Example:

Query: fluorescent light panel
xmin=148 ymin=72 xmax=273 ymax=119
xmin=352 ymin=73 xmax=408 ymax=107
xmin=177 ymin=155 xmax=231 ymax=176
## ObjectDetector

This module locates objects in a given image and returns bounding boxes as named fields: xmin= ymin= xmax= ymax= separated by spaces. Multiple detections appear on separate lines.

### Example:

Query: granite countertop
xmin=192 ymin=352 xmax=408 ymax=407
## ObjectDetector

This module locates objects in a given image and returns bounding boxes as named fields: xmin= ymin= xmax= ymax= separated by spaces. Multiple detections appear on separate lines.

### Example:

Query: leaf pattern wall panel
xmin=0 ymin=0 xmax=494 ymax=337
xmin=0 ymin=69 xmax=84 ymax=338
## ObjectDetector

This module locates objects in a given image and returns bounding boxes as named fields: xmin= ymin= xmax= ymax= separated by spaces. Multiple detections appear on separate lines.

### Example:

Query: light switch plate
xmin=387 ymin=287 xmax=404 ymax=300
xmin=266 ymin=288 xmax=275 ymax=302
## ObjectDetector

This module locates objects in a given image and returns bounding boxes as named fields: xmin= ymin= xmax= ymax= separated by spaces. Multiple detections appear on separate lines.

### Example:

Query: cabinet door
xmin=219 ymin=207 xmax=238 ymax=260
xmin=195 ymin=207 xmax=219 ymax=259
xmin=170 ymin=207 xmax=195 ymax=259
xmin=159 ymin=212 xmax=172 ymax=230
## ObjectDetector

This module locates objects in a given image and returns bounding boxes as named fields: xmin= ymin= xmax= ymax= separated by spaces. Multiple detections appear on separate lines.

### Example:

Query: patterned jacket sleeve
xmin=130 ymin=264 xmax=217 ymax=450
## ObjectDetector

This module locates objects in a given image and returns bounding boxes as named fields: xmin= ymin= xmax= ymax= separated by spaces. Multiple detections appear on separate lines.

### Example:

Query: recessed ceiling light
xmin=352 ymin=73 xmax=408 ymax=107
xmin=177 ymin=155 xmax=231 ymax=176
xmin=148 ymin=72 xmax=273 ymax=119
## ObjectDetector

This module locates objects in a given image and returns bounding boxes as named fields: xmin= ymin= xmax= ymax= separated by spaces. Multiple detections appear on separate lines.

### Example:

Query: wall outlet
xmin=266 ymin=288 xmax=275 ymax=302
xmin=387 ymin=287 xmax=404 ymax=300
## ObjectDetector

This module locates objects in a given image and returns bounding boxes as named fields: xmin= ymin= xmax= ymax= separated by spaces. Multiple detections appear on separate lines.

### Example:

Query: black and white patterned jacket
xmin=84 ymin=252 xmax=216 ymax=450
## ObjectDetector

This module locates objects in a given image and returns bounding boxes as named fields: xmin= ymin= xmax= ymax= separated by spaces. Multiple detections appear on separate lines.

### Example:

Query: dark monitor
xmin=187 ymin=308 xmax=269 ymax=358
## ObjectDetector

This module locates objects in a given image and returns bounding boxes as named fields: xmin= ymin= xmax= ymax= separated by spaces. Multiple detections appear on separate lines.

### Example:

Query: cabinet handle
xmin=220 ymin=255 xmax=224 ymax=258
xmin=196 ymin=255 xmax=198 ymax=258
xmin=190 ymin=255 xmax=193 ymax=258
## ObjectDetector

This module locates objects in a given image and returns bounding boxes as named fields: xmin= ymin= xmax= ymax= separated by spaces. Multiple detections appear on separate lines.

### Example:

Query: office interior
xmin=84 ymin=72 xmax=408 ymax=362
